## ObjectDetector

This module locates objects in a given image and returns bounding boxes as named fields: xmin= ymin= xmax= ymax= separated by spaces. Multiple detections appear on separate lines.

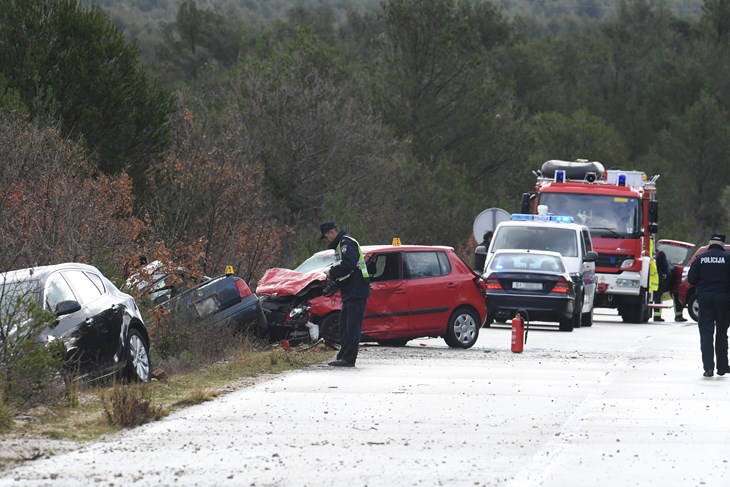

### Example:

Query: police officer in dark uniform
xmin=687 ymin=233 xmax=730 ymax=377
xmin=474 ymin=231 xmax=493 ymax=273
xmin=320 ymin=222 xmax=370 ymax=367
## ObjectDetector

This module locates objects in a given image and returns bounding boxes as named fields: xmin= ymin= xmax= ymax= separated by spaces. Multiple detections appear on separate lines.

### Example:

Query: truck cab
xmin=486 ymin=208 xmax=598 ymax=327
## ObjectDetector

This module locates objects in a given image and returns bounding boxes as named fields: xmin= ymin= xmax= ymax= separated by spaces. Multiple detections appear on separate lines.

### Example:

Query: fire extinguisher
xmin=511 ymin=309 xmax=529 ymax=353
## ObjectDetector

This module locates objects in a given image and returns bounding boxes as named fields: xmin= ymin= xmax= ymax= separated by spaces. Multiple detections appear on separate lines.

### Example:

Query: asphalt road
xmin=2 ymin=307 xmax=729 ymax=487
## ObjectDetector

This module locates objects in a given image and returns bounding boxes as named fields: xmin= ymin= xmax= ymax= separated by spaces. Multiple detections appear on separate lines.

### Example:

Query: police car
xmin=484 ymin=207 xmax=598 ymax=329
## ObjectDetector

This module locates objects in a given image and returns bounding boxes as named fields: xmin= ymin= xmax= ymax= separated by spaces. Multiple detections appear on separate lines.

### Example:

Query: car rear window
xmin=489 ymin=253 xmax=565 ymax=273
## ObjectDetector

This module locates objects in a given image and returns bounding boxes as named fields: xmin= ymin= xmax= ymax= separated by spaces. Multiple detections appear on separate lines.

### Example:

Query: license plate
xmin=512 ymin=282 xmax=542 ymax=291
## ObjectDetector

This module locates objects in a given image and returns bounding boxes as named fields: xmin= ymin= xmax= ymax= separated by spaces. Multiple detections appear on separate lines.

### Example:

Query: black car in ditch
xmin=0 ymin=263 xmax=151 ymax=381
xmin=158 ymin=268 xmax=267 ymax=336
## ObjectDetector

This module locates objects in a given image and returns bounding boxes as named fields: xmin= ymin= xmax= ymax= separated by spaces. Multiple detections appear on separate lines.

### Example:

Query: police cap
xmin=320 ymin=221 xmax=338 ymax=239
xmin=710 ymin=233 xmax=726 ymax=243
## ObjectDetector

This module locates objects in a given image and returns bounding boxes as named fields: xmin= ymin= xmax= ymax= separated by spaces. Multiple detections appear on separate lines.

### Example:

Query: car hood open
xmin=256 ymin=268 xmax=328 ymax=297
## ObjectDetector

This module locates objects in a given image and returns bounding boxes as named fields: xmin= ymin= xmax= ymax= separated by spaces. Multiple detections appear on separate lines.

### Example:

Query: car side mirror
xmin=648 ymin=222 xmax=658 ymax=234
xmin=584 ymin=251 xmax=599 ymax=263
xmin=648 ymin=200 xmax=659 ymax=223
xmin=55 ymin=300 xmax=81 ymax=316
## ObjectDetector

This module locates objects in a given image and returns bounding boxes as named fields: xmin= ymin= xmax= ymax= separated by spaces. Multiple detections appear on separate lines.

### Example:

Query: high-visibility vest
xmin=649 ymin=238 xmax=659 ymax=292
xmin=336 ymin=236 xmax=370 ymax=279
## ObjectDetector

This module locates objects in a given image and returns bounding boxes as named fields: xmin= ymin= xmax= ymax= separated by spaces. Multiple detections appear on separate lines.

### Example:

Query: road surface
xmin=1 ymin=307 xmax=728 ymax=486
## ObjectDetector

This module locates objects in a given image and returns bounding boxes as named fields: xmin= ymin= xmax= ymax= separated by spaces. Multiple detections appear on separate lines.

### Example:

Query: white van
xmin=485 ymin=208 xmax=598 ymax=327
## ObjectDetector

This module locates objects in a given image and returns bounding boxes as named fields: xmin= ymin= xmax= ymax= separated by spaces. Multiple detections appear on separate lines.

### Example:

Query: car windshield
xmin=492 ymin=227 xmax=578 ymax=257
xmin=488 ymin=253 xmax=565 ymax=273
xmin=538 ymin=193 xmax=640 ymax=237
xmin=294 ymin=251 xmax=337 ymax=273
xmin=0 ymin=279 xmax=40 ymax=321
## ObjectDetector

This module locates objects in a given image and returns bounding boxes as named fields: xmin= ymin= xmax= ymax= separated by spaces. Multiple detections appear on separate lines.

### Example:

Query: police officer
xmin=474 ymin=231 xmax=493 ymax=273
xmin=687 ymin=233 xmax=730 ymax=377
xmin=320 ymin=221 xmax=370 ymax=367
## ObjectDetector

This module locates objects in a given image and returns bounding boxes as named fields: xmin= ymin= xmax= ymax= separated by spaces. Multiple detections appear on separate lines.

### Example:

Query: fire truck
xmin=521 ymin=159 xmax=659 ymax=323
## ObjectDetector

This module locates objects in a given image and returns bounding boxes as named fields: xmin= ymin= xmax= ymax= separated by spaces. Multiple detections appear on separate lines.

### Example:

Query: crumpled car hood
xmin=256 ymin=268 xmax=328 ymax=297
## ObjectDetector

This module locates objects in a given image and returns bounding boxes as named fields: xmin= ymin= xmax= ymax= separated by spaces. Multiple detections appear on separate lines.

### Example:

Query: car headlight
xmin=289 ymin=304 xmax=310 ymax=319
xmin=620 ymin=259 xmax=635 ymax=269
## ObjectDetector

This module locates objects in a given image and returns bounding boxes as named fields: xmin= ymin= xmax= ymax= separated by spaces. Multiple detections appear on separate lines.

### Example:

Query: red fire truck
xmin=521 ymin=160 xmax=659 ymax=323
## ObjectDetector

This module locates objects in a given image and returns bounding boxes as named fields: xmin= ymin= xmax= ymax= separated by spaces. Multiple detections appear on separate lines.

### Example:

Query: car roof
xmin=494 ymin=220 xmax=589 ymax=231
xmin=657 ymin=239 xmax=695 ymax=248
xmin=0 ymin=262 xmax=101 ymax=283
xmin=491 ymin=249 xmax=565 ymax=259
xmin=313 ymin=244 xmax=455 ymax=255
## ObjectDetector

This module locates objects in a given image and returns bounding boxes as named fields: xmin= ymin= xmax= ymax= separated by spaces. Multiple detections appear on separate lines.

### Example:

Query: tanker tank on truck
xmin=520 ymin=159 xmax=659 ymax=323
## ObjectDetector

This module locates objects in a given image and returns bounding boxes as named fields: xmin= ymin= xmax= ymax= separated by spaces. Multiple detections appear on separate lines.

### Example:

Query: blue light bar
xmin=617 ymin=173 xmax=627 ymax=186
xmin=555 ymin=169 xmax=566 ymax=183
xmin=510 ymin=214 xmax=575 ymax=223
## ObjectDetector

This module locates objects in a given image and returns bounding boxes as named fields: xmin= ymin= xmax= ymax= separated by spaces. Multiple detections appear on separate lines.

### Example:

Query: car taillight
xmin=235 ymin=278 xmax=252 ymax=299
xmin=485 ymin=274 xmax=503 ymax=291
xmin=551 ymin=276 xmax=570 ymax=293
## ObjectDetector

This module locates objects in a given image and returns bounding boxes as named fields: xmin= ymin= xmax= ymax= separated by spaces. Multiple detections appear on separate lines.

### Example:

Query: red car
xmin=675 ymin=242 xmax=730 ymax=322
xmin=256 ymin=244 xmax=487 ymax=348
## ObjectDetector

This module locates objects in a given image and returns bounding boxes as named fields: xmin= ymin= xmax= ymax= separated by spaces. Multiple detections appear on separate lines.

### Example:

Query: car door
xmin=363 ymin=252 xmax=409 ymax=337
xmin=45 ymin=272 xmax=97 ymax=370
xmin=61 ymin=269 xmax=123 ymax=372
xmin=402 ymin=251 xmax=453 ymax=333
xmin=581 ymin=228 xmax=597 ymax=311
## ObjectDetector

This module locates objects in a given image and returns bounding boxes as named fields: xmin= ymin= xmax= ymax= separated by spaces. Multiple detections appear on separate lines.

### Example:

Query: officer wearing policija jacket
xmin=320 ymin=222 xmax=370 ymax=367
xmin=687 ymin=233 xmax=730 ymax=378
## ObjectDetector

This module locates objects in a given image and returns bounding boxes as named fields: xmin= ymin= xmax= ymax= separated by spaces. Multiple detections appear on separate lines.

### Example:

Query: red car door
xmin=362 ymin=251 xmax=410 ymax=338
xmin=402 ymin=250 xmax=453 ymax=334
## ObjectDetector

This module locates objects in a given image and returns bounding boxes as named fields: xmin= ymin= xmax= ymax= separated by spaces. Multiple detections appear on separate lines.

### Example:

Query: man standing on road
xmin=474 ymin=231 xmax=493 ymax=273
xmin=687 ymin=233 xmax=730 ymax=377
xmin=320 ymin=221 xmax=370 ymax=367
xmin=652 ymin=250 xmax=675 ymax=322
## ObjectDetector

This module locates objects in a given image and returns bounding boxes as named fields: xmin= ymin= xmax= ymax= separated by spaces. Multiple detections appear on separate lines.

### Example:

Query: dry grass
xmin=102 ymin=383 xmax=167 ymax=427
xmin=1 ymin=340 xmax=334 ymax=443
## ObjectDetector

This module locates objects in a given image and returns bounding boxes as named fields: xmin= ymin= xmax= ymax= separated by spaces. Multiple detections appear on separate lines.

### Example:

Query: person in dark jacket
xmin=687 ymin=233 xmax=730 ymax=377
xmin=474 ymin=231 xmax=493 ymax=273
xmin=652 ymin=250 xmax=676 ymax=322
xmin=320 ymin=221 xmax=370 ymax=367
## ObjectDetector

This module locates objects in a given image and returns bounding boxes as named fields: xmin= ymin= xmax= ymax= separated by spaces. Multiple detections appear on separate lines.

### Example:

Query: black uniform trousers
xmin=337 ymin=297 xmax=366 ymax=365
xmin=697 ymin=294 xmax=729 ymax=373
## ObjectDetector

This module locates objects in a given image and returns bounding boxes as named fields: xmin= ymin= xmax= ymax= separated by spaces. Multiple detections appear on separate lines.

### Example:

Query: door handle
xmin=85 ymin=318 xmax=94 ymax=325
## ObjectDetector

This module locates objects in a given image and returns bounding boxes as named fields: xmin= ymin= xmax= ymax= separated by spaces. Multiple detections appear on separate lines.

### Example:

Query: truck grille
xmin=596 ymin=254 xmax=633 ymax=269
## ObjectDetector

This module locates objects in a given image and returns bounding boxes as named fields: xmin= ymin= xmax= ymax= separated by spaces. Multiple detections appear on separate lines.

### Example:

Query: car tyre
xmin=483 ymin=313 xmax=494 ymax=328
xmin=581 ymin=308 xmax=593 ymax=327
xmin=687 ymin=293 xmax=699 ymax=322
xmin=319 ymin=313 xmax=340 ymax=345
xmin=125 ymin=328 xmax=151 ymax=382
xmin=572 ymin=295 xmax=582 ymax=328
xmin=444 ymin=307 xmax=479 ymax=349
xmin=558 ymin=317 xmax=574 ymax=332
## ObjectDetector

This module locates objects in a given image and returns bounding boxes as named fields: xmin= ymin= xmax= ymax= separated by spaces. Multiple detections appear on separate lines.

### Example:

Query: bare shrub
xmin=103 ymin=383 xmax=166 ymax=428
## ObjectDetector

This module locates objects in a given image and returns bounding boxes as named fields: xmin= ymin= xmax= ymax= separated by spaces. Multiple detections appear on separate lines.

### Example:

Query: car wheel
xmin=319 ymin=313 xmax=340 ymax=345
xmin=377 ymin=339 xmax=409 ymax=347
xmin=572 ymin=295 xmax=582 ymax=328
xmin=581 ymin=308 xmax=593 ymax=327
xmin=126 ymin=328 xmax=151 ymax=382
xmin=558 ymin=317 xmax=574 ymax=332
xmin=687 ymin=293 xmax=699 ymax=322
xmin=444 ymin=307 xmax=479 ymax=349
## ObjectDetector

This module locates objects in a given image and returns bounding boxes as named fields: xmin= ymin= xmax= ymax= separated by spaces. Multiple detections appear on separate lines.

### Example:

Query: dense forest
xmin=1 ymin=0 xmax=729 ymax=285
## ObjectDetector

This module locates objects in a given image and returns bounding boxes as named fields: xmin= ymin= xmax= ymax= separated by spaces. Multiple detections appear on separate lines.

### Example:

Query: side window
xmin=62 ymin=270 xmax=103 ymax=305
xmin=85 ymin=271 xmax=107 ymax=295
xmin=404 ymin=252 xmax=443 ymax=279
xmin=582 ymin=230 xmax=592 ymax=252
xmin=437 ymin=252 xmax=452 ymax=275
xmin=45 ymin=273 xmax=77 ymax=311
xmin=368 ymin=253 xmax=401 ymax=282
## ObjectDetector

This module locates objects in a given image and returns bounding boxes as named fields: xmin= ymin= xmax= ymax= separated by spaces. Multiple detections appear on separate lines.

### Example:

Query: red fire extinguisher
xmin=511 ymin=309 xmax=529 ymax=353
